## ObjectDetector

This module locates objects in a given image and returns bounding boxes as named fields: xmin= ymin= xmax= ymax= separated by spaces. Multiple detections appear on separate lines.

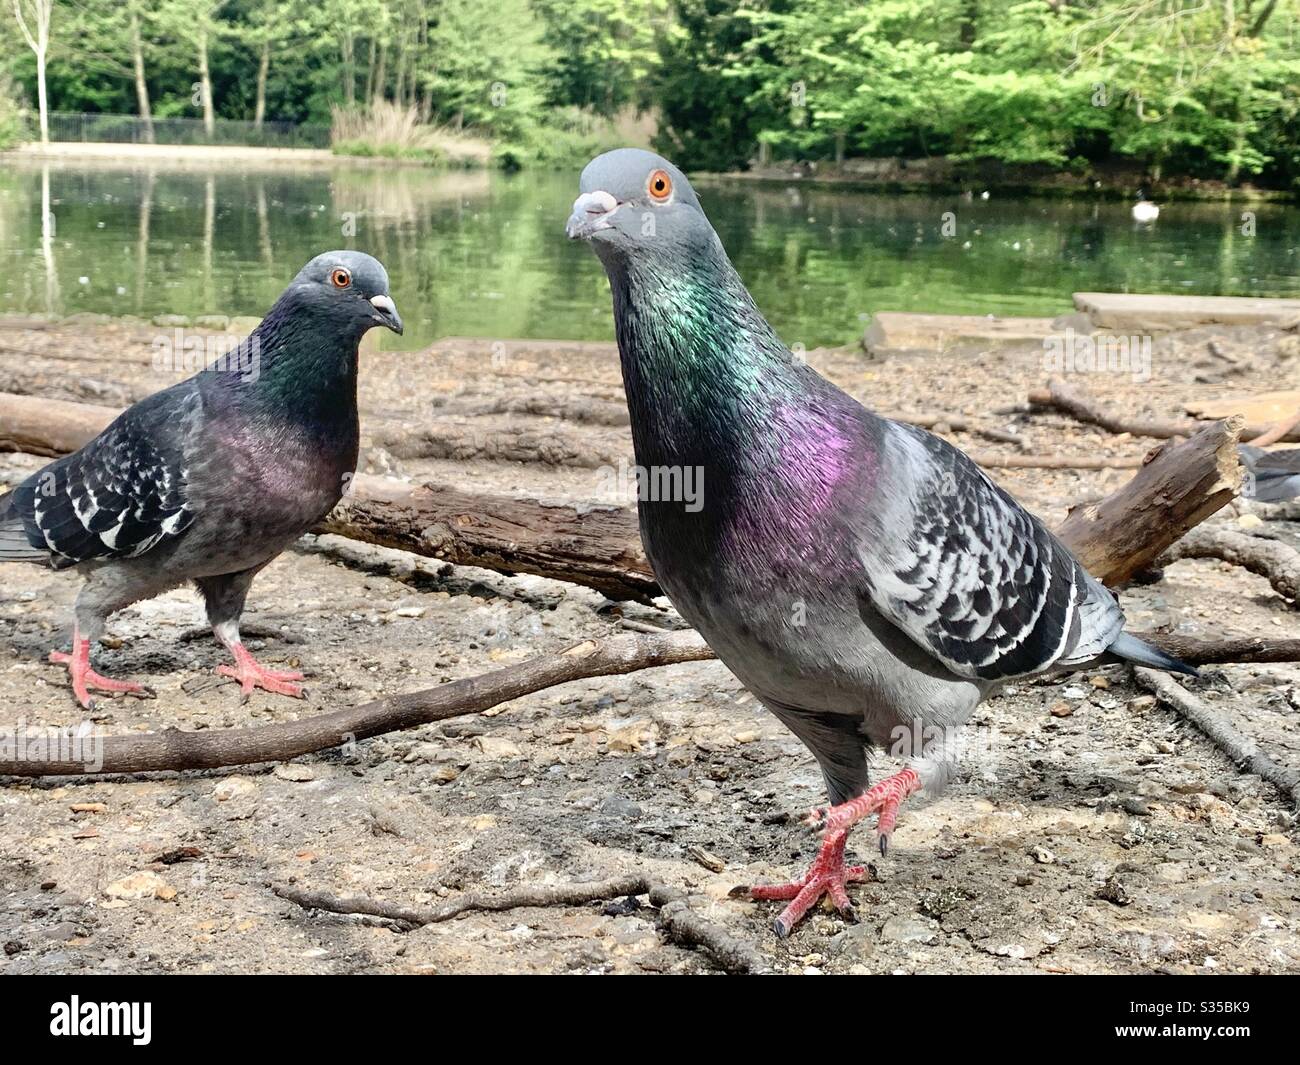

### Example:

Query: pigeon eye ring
xmin=647 ymin=169 xmax=673 ymax=203
xmin=330 ymin=268 xmax=352 ymax=289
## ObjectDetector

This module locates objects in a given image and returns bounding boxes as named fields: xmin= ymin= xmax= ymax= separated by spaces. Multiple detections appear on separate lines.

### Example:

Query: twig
xmin=273 ymin=877 xmax=766 ymax=974
xmin=965 ymin=452 xmax=1141 ymax=470
xmin=1158 ymin=526 xmax=1300 ymax=602
xmin=1134 ymin=668 xmax=1300 ymax=809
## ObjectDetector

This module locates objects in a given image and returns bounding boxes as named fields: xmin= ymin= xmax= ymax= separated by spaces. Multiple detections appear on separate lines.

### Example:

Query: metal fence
xmin=44 ymin=112 xmax=331 ymax=150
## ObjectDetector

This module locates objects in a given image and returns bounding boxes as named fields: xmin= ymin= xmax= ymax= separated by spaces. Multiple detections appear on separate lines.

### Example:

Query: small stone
xmin=104 ymin=871 xmax=174 ymax=901
xmin=69 ymin=802 xmax=107 ymax=813
xmin=394 ymin=606 xmax=426 ymax=618
xmin=1089 ymin=676 xmax=1110 ymax=690
xmin=880 ymin=915 xmax=936 ymax=945
xmin=1236 ymin=513 xmax=1263 ymax=530
xmin=1049 ymin=702 xmax=1074 ymax=718
xmin=1098 ymin=875 xmax=1132 ymax=906
xmin=273 ymin=764 xmax=315 ymax=782
xmin=1032 ymin=846 xmax=1056 ymax=865
xmin=733 ymin=731 xmax=759 ymax=744
xmin=472 ymin=736 xmax=522 ymax=759
xmin=1129 ymin=696 xmax=1157 ymax=711
xmin=1260 ymin=834 xmax=1289 ymax=848
xmin=212 ymin=777 xmax=257 ymax=802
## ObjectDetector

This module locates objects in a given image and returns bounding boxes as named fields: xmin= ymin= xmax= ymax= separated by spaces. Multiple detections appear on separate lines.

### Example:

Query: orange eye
xmin=330 ymin=268 xmax=351 ymax=289
xmin=647 ymin=169 xmax=672 ymax=202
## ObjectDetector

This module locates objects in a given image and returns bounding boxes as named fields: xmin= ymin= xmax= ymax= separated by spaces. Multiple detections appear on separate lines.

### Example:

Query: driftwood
xmin=1055 ymin=418 xmax=1243 ymax=586
xmin=1158 ymin=526 xmax=1299 ymax=603
xmin=321 ymin=476 xmax=657 ymax=603
xmin=1028 ymin=378 xmax=1300 ymax=443
xmin=1134 ymin=669 xmax=1300 ymax=809
xmin=373 ymin=420 xmax=623 ymax=468
xmin=274 ymin=877 xmax=765 ymax=975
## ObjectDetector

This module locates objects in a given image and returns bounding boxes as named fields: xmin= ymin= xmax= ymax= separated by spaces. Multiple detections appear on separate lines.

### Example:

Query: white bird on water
xmin=1132 ymin=188 xmax=1160 ymax=223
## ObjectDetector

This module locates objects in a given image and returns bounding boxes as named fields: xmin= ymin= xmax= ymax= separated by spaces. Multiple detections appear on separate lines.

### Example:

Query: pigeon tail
xmin=0 ymin=493 xmax=46 ymax=563
xmin=1105 ymin=631 xmax=1198 ymax=677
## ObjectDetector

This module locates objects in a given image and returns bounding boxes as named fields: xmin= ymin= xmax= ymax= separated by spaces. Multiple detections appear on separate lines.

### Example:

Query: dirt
xmin=0 ymin=315 xmax=1297 ymax=975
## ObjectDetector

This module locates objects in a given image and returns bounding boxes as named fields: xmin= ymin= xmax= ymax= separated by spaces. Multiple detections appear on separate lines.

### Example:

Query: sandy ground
xmin=0 ymin=315 xmax=1297 ymax=974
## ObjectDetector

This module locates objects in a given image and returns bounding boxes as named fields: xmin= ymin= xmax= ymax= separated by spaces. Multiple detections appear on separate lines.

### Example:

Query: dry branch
xmin=274 ymin=877 xmax=765 ymax=974
xmin=1134 ymin=669 xmax=1300 ymax=808
xmin=1028 ymin=378 xmax=1300 ymax=443
xmin=0 ymin=630 xmax=715 ymax=776
xmin=1055 ymin=418 xmax=1244 ymax=585
xmin=1157 ymin=526 xmax=1300 ymax=603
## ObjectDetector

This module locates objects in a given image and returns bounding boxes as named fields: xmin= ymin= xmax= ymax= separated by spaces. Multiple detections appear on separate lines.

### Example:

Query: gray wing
xmin=5 ymin=385 xmax=201 ymax=568
xmin=858 ymin=421 xmax=1123 ymax=682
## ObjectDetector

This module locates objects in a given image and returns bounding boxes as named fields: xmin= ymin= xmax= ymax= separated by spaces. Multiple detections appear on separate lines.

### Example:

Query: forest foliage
xmin=2 ymin=0 xmax=1298 ymax=185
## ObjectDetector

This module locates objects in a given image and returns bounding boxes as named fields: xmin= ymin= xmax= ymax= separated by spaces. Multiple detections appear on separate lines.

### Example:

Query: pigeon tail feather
xmin=1105 ymin=630 xmax=1198 ymax=676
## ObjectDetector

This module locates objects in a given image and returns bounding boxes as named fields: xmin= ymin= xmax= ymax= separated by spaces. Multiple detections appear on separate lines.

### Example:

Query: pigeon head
xmin=566 ymin=149 xmax=716 ymax=266
xmin=284 ymin=251 xmax=403 ymax=337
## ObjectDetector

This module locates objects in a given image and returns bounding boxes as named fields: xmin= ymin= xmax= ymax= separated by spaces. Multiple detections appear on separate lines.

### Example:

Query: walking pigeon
xmin=1239 ymin=444 xmax=1300 ymax=502
xmin=0 ymin=251 xmax=402 ymax=709
xmin=567 ymin=149 xmax=1195 ymax=936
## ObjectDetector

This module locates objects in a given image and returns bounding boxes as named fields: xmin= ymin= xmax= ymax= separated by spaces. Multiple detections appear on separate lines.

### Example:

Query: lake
xmin=1 ymin=159 xmax=1296 ymax=349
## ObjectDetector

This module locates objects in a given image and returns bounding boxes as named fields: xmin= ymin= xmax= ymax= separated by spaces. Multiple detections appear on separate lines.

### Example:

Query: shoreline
xmin=701 ymin=161 xmax=1297 ymax=203
xmin=0 ymin=141 xmax=462 ymax=170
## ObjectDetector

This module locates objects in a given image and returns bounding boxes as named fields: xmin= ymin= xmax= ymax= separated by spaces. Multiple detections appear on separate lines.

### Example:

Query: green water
xmin=1 ymin=160 xmax=1297 ymax=350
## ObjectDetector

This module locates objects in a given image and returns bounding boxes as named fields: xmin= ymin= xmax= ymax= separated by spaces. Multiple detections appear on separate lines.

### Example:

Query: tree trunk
xmin=364 ymin=36 xmax=377 ymax=103
xmin=129 ymin=11 xmax=154 ymax=143
xmin=374 ymin=40 xmax=388 ymax=103
xmin=340 ymin=29 xmax=355 ymax=107
xmin=197 ymin=29 xmax=215 ymax=137
xmin=254 ymin=39 xmax=270 ymax=130
xmin=34 ymin=47 xmax=49 ymax=144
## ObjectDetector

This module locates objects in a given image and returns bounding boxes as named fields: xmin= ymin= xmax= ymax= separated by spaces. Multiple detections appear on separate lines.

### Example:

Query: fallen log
xmin=1028 ymin=378 xmax=1300 ymax=443
xmin=1054 ymin=418 xmax=1243 ymax=586
xmin=321 ymin=476 xmax=657 ymax=603
xmin=0 ymin=391 xmax=1244 ymax=600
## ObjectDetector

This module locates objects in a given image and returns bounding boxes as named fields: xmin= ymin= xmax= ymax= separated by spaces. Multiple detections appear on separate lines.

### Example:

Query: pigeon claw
xmin=748 ymin=830 xmax=867 ymax=937
xmin=49 ymin=642 xmax=153 ymax=711
xmin=217 ymin=645 xmax=306 ymax=702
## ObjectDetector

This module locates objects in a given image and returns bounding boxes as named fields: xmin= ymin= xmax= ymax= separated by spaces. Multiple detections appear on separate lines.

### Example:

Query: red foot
xmin=49 ymin=638 xmax=154 ymax=710
xmin=806 ymin=766 xmax=922 ymax=853
xmin=217 ymin=643 xmax=305 ymax=702
xmin=750 ymin=831 xmax=867 ymax=937
xmin=747 ymin=768 xmax=924 ymax=937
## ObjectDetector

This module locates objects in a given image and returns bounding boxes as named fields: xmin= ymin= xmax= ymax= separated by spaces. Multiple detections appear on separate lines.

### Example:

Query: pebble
xmin=212 ymin=777 xmax=257 ymax=802
xmin=273 ymin=764 xmax=315 ymax=782
xmin=1032 ymin=846 xmax=1056 ymax=865
xmin=104 ymin=871 xmax=175 ymax=902
xmin=880 ymin=915 xmax=936 ymax=945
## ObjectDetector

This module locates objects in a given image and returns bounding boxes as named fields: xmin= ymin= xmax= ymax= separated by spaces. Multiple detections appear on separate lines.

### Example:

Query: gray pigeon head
xmin=284 ymin=250 xmax=403 ymax=336
xmin=566 ymin=149 xmax=717 ymax=264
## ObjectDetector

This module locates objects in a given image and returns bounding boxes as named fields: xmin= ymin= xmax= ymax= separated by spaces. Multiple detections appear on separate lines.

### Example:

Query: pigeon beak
xmin=566 ymin=190 xmax=620 ymax=240
xmin=369 ymin=293 xmax=403 ymax=335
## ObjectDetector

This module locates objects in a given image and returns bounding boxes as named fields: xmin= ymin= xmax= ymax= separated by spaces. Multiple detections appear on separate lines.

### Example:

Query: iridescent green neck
xmin=608 ymin=246 xmax=797 ymax=466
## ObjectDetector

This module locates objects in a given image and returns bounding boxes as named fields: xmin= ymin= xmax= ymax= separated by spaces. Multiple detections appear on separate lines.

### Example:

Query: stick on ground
xmin=1134 ymin=668 xmax=1300 ymax=809
xmin=273 ymin=877 xmax=766 ymax=975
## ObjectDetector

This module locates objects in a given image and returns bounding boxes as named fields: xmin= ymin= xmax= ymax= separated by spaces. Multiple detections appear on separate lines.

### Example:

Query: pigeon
xmin=567 ymin=149 xmax=1195 ymax=936
xmin=1239 ymin=444 xmax=1300 ymax=502
xmin=0 ymin=251 xmax=403 ymax=709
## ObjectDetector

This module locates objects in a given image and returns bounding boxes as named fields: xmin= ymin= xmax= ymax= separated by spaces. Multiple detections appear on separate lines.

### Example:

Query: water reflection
xmin=0 ymin=158 xmax=1296 ymax=348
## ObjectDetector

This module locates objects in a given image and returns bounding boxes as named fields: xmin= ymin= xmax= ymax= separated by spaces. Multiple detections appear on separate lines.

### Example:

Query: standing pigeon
xmin=566 ymin=149 xmax=1195 ymax=936
xmin=0 ymin=251 xmax=402 ymax=709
